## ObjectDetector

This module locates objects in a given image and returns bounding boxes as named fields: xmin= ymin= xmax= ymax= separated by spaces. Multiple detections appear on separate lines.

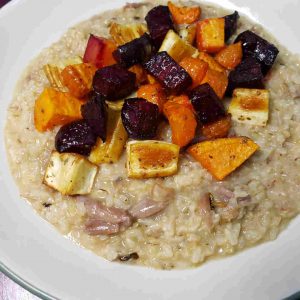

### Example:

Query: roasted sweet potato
xmin=196 ymin=18 xmax=225 ymax=53
xmin=34 ymin=88 xmax=83 ymax=132
xmin=129 ymin=65 xmax=148 ymax=85
xmin=163 ymin=99 xmax=197 ymax=147
xmin=168 ymin=94 xmax=194 ymax=111
xmin=188 ymin=137 xmax=259 ymax=180
xmin=201 ymin=68 xmax=228 ymax=99
xmin=137 ymin=83 xmax=167 ymax=112
xmin=215 ymin=42 xmax=242 ymax=70
xmin=202 ymin=115 xmax=231 ymax=139
xmin=61 ymin=63 xmax=97 ymax=98
xmin=168 ymin=1 xmax=201 ymax=25
xmin=179 ymin=57 xmax=209 ymax=89
xmin=198 ymin=52 xmax=225 ymax=73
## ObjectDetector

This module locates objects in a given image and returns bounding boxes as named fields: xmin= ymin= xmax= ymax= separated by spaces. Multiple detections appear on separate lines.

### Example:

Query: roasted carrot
xmin=196 ymin=18 xmax=225 ymax=53
xmin=215 ymin=42 xmax=243 ymax=70
xmin=164 ymin=100 xmax=197 ymax=147
xmin=61 ymin=63 xmax=97 ymax=98
xmin=34 ymin=88 xmax=83 ymax=132
xmin=198 ymin=52 xmax=226 ymax=73
xmin=167 ymin=94 xmax=194 ymax=111
xmin=201 ymin=68 xmax=228 ymax=99
xmin=188 ymin=137 xmax=259 ymax=180
xmin=179 ymin=57 xmax=209 ymax=89
xmin=168 ymin=1 xmax=201 ymax=25
xmin=137 ymin=83 xmax=167 ymax=112
xmin=202 ymin=115 xmax=231 ymax=139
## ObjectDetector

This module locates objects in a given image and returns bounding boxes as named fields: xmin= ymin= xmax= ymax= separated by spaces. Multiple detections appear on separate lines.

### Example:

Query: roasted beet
xmin=224 ymin=11 xmax=239 ymax=41
xmin=81 ymin=92 xmax=107 ymax=141
xmin=189 ymin=83 xmax=226 ymax=125
xmin=113 ymin=33 xmax=156 ymax=68
xmin=92 ymin=64 xmax=136 ymax=100
xmin=235 ymin=30 xmax=279 ymax=74
xmin=143 ymin=51 xmax=192 ymax=94
xmin=145 ymin=5 xmax=175 ymax=48
xmin=227 ymin=57 xmax=264 ymax=95
xmin=121 ymin=98 xmax=159 ymax=139
xmin=55 ymin=120 xmax=96 ymax=156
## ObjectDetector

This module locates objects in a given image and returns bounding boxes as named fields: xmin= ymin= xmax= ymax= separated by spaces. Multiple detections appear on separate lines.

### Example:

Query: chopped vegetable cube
xmin=215 ymin=42 xmax=243 ymax=70
xmin=129 ymin=65 xmax=148 ymax=86
xmin=202 ymin=115 xmax=231 ymax=139
xmin=198 ymin=52 xmax=225 ymax=73
xmin=167 ymin=1 xmax=201 ymax=24
xmin=196 ymin=18 xmax=225 ymax=53
xmin=43 ymin=64 xmax=67 ymax=92
xmin=127 ymin=140 xmax=180 ymax=178
xmin=44 ymin=151 xmax=98 ymax=195
xmin=224 ymin=11 xmax=239 ymax=41
xmin=178 ymin=23 xmax=197 ymax=45
xmin=228 ymin=88 xmax=269 ymax=126
xmin=34 ymin=88 xmax=83 ymax=132
xmin=188 ymin=137 xmax=259 ymax=180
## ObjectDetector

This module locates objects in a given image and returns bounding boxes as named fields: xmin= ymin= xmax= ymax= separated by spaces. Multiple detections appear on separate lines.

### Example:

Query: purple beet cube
xmin=227 ymin=57 xmax=264 ymax=95
xmin=235 ymin=30 xmax=279 ymax=74
xmin=224 ymin=11 xmax=239 ymax=41
xmin=145 ymin=5 xmax=175 ymax=48
xmin=189 ymin=83 xmax=226 ymax=125
xmin=143 ymin=51 xmax=192 ymax=94
xmin=92 ymin=64 xmax=136 ymax=100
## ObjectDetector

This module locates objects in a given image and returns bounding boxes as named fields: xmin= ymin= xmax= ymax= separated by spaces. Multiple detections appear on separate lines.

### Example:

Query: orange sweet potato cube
xmin=188 ymin=137 xmax=259 ymax=180
xmin=215 ymin=42 xmax=243 ymax=70
xmin=196 ymin=18 xmax=225 ymax=53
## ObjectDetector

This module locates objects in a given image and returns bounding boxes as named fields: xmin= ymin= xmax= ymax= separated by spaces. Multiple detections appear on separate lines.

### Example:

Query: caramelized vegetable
xmin=61 ymin=63 xmax=96 ymax=98
xmin=109 ymin=22 xmax=147 ymax=45
xmin=127 ymin=140 xmax=180 ymax=178
xmin=34 ymin=88 xmax=83 ymax=132
xmin=202 ymin=115 xmax=231 ymax=139
xmin=164 ymin=99 xmax=197 ymax=147
xmin=129 ymin=65 xmax=148 ymax=85
xmin=196 ymin=18 xmax=225 ymax=53
xmin=167 ymin=1 xmax=201 ymax=25
xmin=44 ymin=151 xmax=98 ymax=195
xmin=215 ymin=42 xmax=242 ymax=70
xmin=83 ymin=34 xmax=117 ymax=68
xmin=43 ymin=64 xmax=66 ymax=92
xmin=179 ymin=57 xmax=208 ymax=89
xmin=159 ymin=30 xmax=198 ymax=63
xmin=228 ymin=88 xmax=269 ymax=126
xmin=89 ymin=109 xmax=128 ymax=164
xmin=168 ymin=94 xmax=194 ymax=111
xmin=201 ymin=68 xmax=228 ymax=99
xmin=137 ymin=83 xmax=167 ymax=112
xmin=224 ymin=11 xmax=239 ymax=41
xmin=198 ymin=52 xmax=225 ymax=73
xmin=188 ymin=137 xmax=259 ymax=180
xmin=178 ymin=23 xmax=197 ymax=44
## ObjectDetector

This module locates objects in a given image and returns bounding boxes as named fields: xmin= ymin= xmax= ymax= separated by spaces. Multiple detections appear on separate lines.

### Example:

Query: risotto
xmin=4 ymin=0 xmax=300 ymax=269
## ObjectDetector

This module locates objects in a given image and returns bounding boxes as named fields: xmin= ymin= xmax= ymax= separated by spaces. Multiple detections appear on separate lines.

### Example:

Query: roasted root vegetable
xmin=105 ymin=99 xmax=125 ymax=111
xmin=188 ymin=137 xmax=259 ymax=180
xmin=163 ymin=99 xmax=197 ymax=147
xmin=92 ymin=64 xmax=136 ymax=100
xmin=235 ymin=30 xmax=279 ymax=75
xmin=83 ymin=34 xmax=117 ymax=68
xmin=178 ymin=24 xmax=197 ymax=45
xmin=167 ymin=1 xmax=201 ymax=25
xmin=227 ymin=57 xmax=264 ymax=95
xmin=197 ymin=52 xmax=225 ymax=73
xmin=189 ymin=83 xmax=226 ymax=124
xmin=61 ymin=63 xmax=97 ymax=98
xmin=81 ymin=92 xmax=107 ymax=140
xmin=143 ymin=51 xmax=192 ymax=94
xmin=121 ymin=98 xmax=160 ymax=139
xmin=215 ymin=42 xmax=242 ymax=70
xmin=224 ymin=11 xmax=239 ymax=41
xmin=196 ymin=18 xmax=225 ymax=53
xmin=137 ymin=83 xmax=167 ymax=112
xmin=159 ymin=30 xmax=198 ymax=63
xmin=34 ymin=88 xmax=83 ymax=132
xmin=44 ymin=151 xmax=98 ymax=195
xmin=113 ymin=33 xmax=156 ymax=68
xmin=109 ymin=22 xmax=148 ymax=45
xmin=201 ymin=68 xmax=228 ymax=99
xmin=89 ymin=109 xmax=127 ymax=164
xmin=145 ymin=5 xmax=175 ymax=48
xmin=43 ymin=64 xmax=67 ymax=92
xmin=55 ymin=120 xmax=97 ymax=156
xmin=228 ymin=88 xmax=269 ymax=126
xmin=129 ymin=65 xmax=148 ymax=85
xmin=127 ymin=140 xmax=180 ymax=178
xmin=202 ymin=115 xmax=231 ymax=139
xmin=167 ymin=94 xmax=194 ymax=111
xmin=179 ymin=57 xmax=208 ymax=89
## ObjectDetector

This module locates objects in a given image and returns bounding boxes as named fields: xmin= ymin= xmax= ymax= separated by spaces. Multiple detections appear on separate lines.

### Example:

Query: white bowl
xmin=0 ymin=0 xmax=299 ymax=299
